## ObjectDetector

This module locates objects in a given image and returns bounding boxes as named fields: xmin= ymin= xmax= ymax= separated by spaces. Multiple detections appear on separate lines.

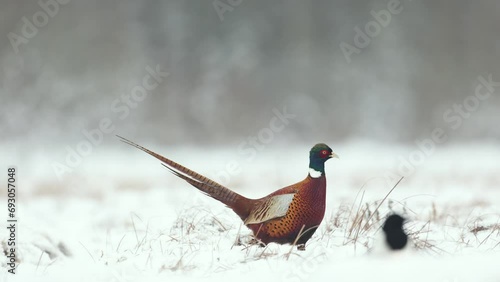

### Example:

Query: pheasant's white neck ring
xmin=309 ymin=168 xmax=323 ymax=178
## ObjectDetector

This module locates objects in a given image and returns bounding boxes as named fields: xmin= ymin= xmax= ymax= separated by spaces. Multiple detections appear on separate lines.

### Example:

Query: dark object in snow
xmin=118 ymin=136 xmax=338 ymax=250
xmin=382 ymin=214 xmax=408 ymax=250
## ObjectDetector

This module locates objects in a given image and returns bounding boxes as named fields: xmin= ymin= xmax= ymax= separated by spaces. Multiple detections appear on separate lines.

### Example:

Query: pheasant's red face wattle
xmin=320 ymin=150 xmax=330 ymax=158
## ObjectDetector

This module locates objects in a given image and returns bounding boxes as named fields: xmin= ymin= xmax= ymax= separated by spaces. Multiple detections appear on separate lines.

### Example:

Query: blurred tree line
xmin=1 ymin=0 xmax=499 ymax=146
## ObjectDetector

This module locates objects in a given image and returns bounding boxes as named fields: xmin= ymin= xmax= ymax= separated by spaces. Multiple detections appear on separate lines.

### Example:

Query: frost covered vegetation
xmin=1 ymin=143 xmax=500 ymax=281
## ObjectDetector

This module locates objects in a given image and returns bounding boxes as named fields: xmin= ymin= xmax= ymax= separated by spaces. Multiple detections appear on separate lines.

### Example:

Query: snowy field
xmin=2 ymin=141 xmax=500 ymax=282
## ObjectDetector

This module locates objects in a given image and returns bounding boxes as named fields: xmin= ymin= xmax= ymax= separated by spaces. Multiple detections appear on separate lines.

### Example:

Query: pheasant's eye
xmin=321 ymin=150 xmax=329 ymax=156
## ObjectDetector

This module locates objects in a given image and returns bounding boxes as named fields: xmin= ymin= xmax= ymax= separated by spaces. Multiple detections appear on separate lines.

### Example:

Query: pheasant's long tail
xmin=117 ymin=136 xmax=252 ymax=219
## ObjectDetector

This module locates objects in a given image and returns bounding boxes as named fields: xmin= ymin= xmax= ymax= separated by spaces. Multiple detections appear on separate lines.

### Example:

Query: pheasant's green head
xmin=308 ymin=143 xmax=338 ymax=177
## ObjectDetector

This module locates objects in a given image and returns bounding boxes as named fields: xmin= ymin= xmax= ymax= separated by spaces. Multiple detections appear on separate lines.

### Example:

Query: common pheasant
xmin=118 ymin=136 xmax=338 ymax=249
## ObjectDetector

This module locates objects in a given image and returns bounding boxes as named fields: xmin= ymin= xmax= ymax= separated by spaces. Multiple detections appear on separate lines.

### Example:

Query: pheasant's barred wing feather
xmin=244 ymin=193 xmax=295 ymax=225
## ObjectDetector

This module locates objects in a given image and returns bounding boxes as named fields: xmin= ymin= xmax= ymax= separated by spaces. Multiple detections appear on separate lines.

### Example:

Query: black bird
xmin=382 ymin=214 xmax=408 ymax=250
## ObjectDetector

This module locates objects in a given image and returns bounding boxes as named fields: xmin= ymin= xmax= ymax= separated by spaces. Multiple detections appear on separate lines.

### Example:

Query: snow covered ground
xmin=1 ymin=141 xmax=500 ymax=281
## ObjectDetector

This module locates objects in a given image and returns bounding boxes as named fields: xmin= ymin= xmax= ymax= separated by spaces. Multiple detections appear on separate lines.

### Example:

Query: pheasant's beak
xmin=330 ymin=152 xmax=339 ymax=159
